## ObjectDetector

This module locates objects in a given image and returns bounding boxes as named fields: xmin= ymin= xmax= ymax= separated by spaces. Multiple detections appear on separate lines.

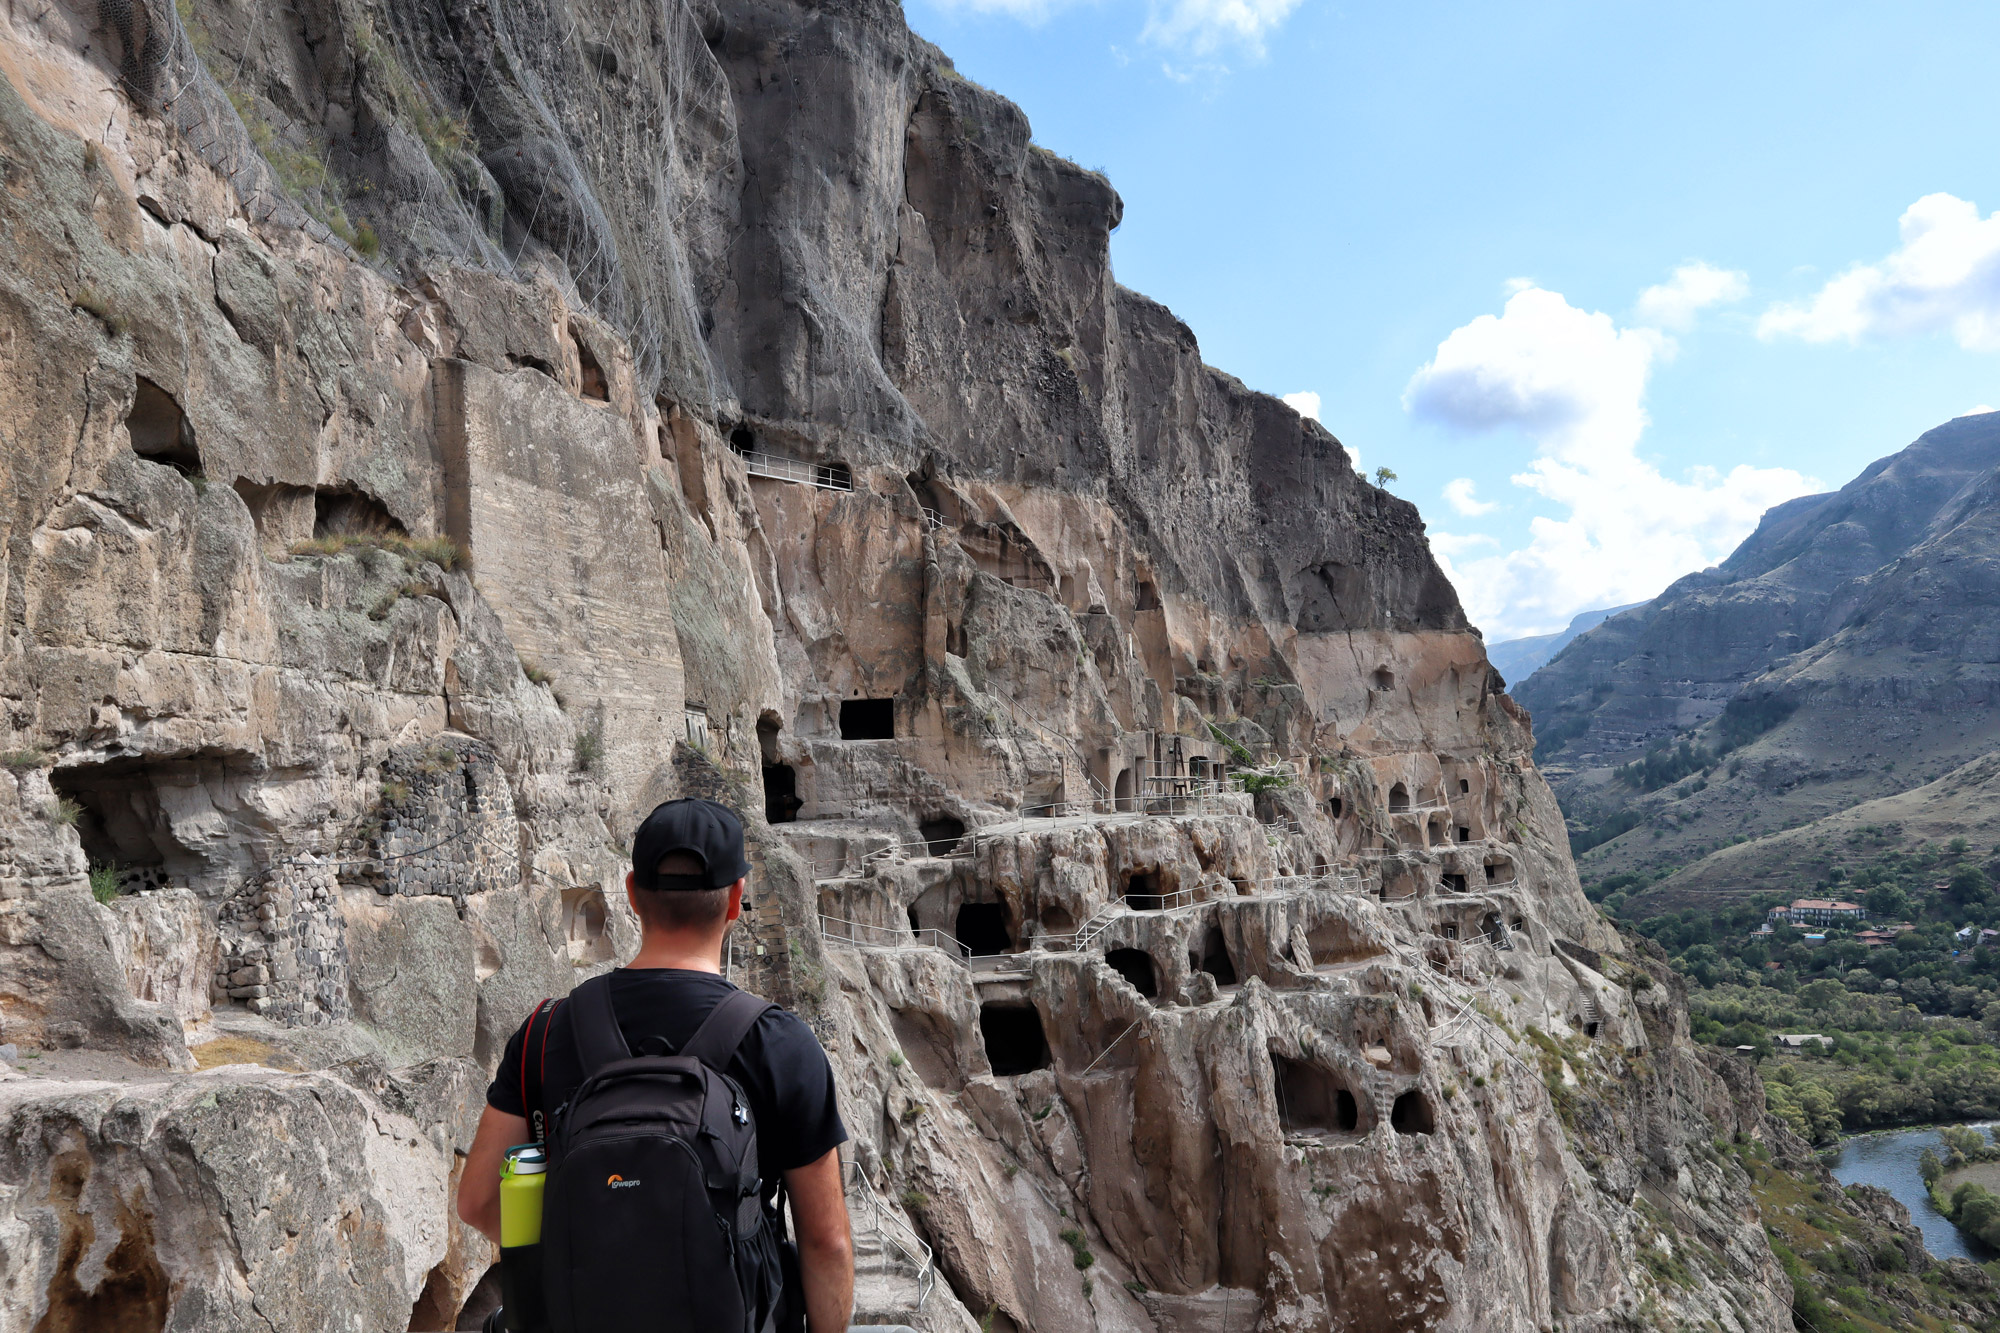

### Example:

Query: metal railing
xmin=1124 ymin=884 xmax=1202 ymax=913
xmin=860 ymin=834 xmax=971 ymax=869
xmin=921 ymin=507 xmax=948 ymax=531
xmin=818 ymin=914 xmax=969 ymax=965
xmin=733 ymin=448 xmax=853 ymax=492
xmin=1039 ymin=900 xmax=1126 ymax=953
xmin=850 ymin=1169 xmax=936 ymax=1312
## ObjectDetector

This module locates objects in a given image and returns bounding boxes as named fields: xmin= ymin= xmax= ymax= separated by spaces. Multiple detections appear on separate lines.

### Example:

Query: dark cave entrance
xmin=127 ymin=376 xmax=200 ymax=474
xmin=1388 ymin=783 xmax=1409 ymax=813
xmin=980 ymin=1004 xmax=1049 ymax=1076
xmin=757 ymin=713 xmax=799 ymax=824
xmin=1124 ymin=870 xmax=1163 ymax=908
xmin=762 ymin=764 xmax=799 ymax=824
xmin=839 ymin=698 xmax=896 ymax=740
xmin=1391 ymin=1090 xmax=1435 ymax=1135
xmin=730 ymin=426 xmax=756 ymax=454
xmin=1271 ymin=1054 xmax=1360 ymax=1134
xmin=51 ymin=757 xmax=212 ymax=892
xmin=1196 ymin=926 xmax=1236 ymax=987
xmin=919 ymin=815 xmax=965 ymax=856
xmin=1105 ymin=948 xmax=1157 ymax=998
xmin=1441 ymin=873 xmax=1467 ymax=893
xmin=572 ymin=325 xmax=609 ymax=401
xmin=955 ymin=902 xmax=1012 ymax=957
xmin=313 ymin=486 xmax=407 ymax=540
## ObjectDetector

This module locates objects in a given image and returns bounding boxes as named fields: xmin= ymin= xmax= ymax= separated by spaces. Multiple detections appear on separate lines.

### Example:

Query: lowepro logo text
xmin=606 ymin=1174 xmax=642 ymax=1189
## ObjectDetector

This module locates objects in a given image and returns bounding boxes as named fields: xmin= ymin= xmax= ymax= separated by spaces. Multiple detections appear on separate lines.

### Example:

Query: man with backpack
xmin=458 ymin=797 xmax=854 ymax=1333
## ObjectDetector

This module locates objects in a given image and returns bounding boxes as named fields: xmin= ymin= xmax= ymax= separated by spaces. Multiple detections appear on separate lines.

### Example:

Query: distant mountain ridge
xmin=1511 ymin=410 xmax=2000 ymax=904
xmin=1487 ymin=602 xmax=1643 ymax=685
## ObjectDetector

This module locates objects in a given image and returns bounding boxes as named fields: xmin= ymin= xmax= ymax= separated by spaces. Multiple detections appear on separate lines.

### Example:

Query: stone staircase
xmin=850 ymin=1224 xmax=927 ymax=1327
xmin=847 ymin=1172 xmax=935 ymax=1328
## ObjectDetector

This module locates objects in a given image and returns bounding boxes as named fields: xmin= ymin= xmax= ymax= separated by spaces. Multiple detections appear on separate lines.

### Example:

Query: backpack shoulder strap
xmin=680 ymin=988 xmax=774 ymax=1070
xmin=565 ymin=972 xmax=631 ymax=1077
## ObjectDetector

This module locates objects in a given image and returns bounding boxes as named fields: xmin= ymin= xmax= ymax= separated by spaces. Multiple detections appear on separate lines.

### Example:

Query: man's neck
xmin=625 ymin=932 xmax=726 ymax=973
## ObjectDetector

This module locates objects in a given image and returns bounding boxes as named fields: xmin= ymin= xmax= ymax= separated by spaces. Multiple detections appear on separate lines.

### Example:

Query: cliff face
xmin=0 ymin=2 xmax=1792 ymax=1329
xmin=1514 ymin=412 xmax=2000 ymax=897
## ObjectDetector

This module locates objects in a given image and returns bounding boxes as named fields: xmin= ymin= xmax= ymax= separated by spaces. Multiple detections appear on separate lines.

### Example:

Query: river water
xmin=1826 ymin=1124 xmax=1997 ymax=1263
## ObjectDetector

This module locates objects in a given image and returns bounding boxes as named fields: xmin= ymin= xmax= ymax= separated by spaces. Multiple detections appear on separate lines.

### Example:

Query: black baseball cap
xmin=631 ymin=798 xmax=753 ymax=891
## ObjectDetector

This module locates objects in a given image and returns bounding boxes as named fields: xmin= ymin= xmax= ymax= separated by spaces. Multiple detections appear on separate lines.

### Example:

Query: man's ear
xmin=725 ymin=879 xmax=746 ymax=924
xmin=625 ymin=870 xmax=639 ymax=916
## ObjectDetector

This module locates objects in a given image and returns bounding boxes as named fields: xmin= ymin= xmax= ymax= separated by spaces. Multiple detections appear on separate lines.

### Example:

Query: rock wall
xmin=0 ymin=1 xmax=1793 ymax=1329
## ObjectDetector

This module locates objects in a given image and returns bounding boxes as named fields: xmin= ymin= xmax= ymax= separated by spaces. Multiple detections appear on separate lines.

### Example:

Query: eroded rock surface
xmin=0 ymin=1 xmax=1796 ymax=1328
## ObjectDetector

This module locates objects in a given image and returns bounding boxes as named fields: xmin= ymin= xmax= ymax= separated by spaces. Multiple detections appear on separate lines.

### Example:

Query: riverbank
xmin=1828 ymin=1123 xmax=1999 ymax=1263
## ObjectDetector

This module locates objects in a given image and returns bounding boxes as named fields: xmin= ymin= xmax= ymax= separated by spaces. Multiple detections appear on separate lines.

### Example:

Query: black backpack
xmin=539 ymin=974 xmax=789 ymax=1333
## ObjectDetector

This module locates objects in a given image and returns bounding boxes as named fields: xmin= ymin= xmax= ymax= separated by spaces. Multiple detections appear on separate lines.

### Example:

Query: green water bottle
xmin=499 ymin=1145 xmax=548 ymax=1331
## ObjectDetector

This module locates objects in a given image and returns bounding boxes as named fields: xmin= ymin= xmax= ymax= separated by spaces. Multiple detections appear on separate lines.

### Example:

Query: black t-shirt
xmin=488 ymin=969 xmax=847 ymax=1199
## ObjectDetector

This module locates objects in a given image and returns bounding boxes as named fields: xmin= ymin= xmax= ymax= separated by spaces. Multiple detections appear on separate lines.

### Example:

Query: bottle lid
xmin=506 ymin=1144 xmax=548 ymax=1176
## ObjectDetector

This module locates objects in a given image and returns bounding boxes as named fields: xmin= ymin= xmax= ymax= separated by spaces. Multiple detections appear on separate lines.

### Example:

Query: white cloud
xmin=1282 ymin=390 xmax=1321 ymax=422
xmin=1963 ymin=404 xmax=1997 ymax=416
xmin=1635 ymin=261 xmax=1748 ymax=330
xmin=1406 ymin=286 xmax=1817 ymax=638
xmin=1759 ymin=193 xmax=2000 ymax=350
xmin=1442 ymin=477 xmax=1497 ymax=516
xmin=1404 ymin=287 xmax=1666 ymax=455
xmin=1141 ymin=0 xmax=1301 ymax=54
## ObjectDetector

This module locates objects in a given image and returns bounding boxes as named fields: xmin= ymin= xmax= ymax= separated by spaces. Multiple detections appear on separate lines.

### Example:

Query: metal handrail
xmin=818 ymin=914 xmax=970 ymax=964
xmin=861 ymin=835 xmax=971 ymax=868
xmin=1124 ymin=884 xmax=1201 ymax=913
xmin=733 ymin=447 xmax=853 ymax=492
xmin=920 ymin=507 xmax=948 ymax=531
xmin=1388 ymin=803 xmax=1452 ymax=818
xmin=851 ymin=1170 xmax=935 ymax=1311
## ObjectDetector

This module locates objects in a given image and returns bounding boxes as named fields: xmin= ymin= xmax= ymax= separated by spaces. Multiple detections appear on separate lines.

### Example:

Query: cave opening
xmin=1388 ymin=783 xmax=1409 ymax=813
xmin=128 ymin=376 xmax=200 ymax=474
xmin=1124 ymin=870 xmax=1162 ymax=908
xmin=1391 ymin=1090 xmax=1435 ymax=1135
xmin=1136 ymin=580 xmax=1161 ymax=611
xmin=1457 ymin=826 xmax=1471 ymax=842
xmin=838 ymin=698 xmax=895 ymax=740
xmin=1458 ymin=779 xmax=1470 ymax=794
xmin=955 ymin=902 xmax=1012 ymax=957
xmin=1040 ymin=904 xmax=1075 ymax=937
xmin=313 ymin=486 xmax=407 ymax=540
xmin=561 ymin=887 xmax=615 ymax=965
xmin=1328 ymin=796 xmax=1344 ymax=818
xmin=814 ymin=462 xmax=853 ymax=491
xmin=762 ymin=764 xmax=799 ymax=824
xmin=906 ymin=906 xmax=922 ymax=936
xmin=1271 ymin=1054 xmax=1360 ymax=1134
xmin=1196 ymin=926 xmax=1236 ymax=987
xmin=759 ymin=715 xmax=800 ymax=823
xmin=572 ymin=325 xmax=609 ymax=401
xmin=919 ymin=815 xmax=965 ymax=856
xmin=1441 ymin=873 xmax=1467 ymax=893
xmin=1105 ymin=948 xmax=1157 ymax=998
xmin=730 ymin=426 xmax=755 ymax=454
xmin=1114 ymin=767 xmax=1135 ymax=811
xmin=1427 ymin=818 xmax=1446 ymax=846
xmin=1372 ymin=667 xmax=1395 ymax=692
xmin=980 ymin=1003 xmax=1049 ymax=1076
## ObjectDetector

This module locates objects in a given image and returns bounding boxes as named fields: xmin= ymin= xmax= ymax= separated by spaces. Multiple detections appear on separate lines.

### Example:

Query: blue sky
xmin=900 ymin=0 xmax=2000 ymax=638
